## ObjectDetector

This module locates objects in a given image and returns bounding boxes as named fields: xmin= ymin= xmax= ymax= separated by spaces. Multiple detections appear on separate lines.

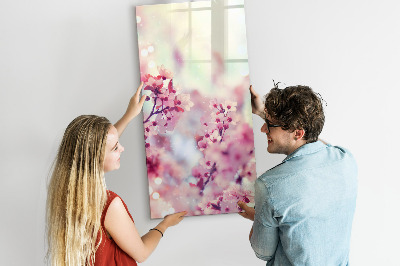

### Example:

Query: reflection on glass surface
xmin=180 ymin=62 xmax=212 ymax=94
xmin=170 ymin=11 xmax=190 ymax=59
xmin=227 ymin=0 xmax=244 ymax=5
xmin=171 ymin=2 xmax=188 ymax=9
xmin=191 ymin=1 xmax=211 ymax=8
xmin=225 ymin=62 xmax=249 ymax=86
xmin=226 ymin=8 xmax=248 ymax=59
xmin=191 ymin=10 xmax=211 ymax=60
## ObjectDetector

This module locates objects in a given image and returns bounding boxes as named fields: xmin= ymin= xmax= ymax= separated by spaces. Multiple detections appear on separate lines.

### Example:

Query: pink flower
xmin=199 ymin=158 xmax=213 ymax=170
xmin=227 ymin=142 xmax=249 ymax=167
xmin=144 ymin=124 xmax=159 ymax=137
xmin=175 ymin=93 xmax=194 ymax=111
xmin=226 ymin=112 xmax=239 ymax=125
xmin=146 ymin=153 xmax=162 ymax=179
xmin=200 ymin=113 xmax=213 ymax=127
xmin=234 ymin=123 xmax=255 ymax=149
xmin=223 ymin=100 xmax=237 ymax=112
xmin=158 ymin=65 xmax=173 ymax=79
xmin=155 ymin=111 xmax=180 ymax=133
xmin=211 ymin=111 xmax=226 ymax=126
xmin=197 ymin=139 xmax=208 ymax=151
xmin=198 ymin=198 xmax=222 ymax=215
xmin=209 ymin=99 xmax=219 ymax=110
xmin=212 ymin=172 xmax=232 ymax=188
xmin=209 ymin=130 xmax=221 ymax=143
xmin=147 ymin=76 xmax=164 ymax=88
xmin=141 ymin=73 xmax=152 ymax=83
xmin=239 ymin=159 xmax=256 ymax=180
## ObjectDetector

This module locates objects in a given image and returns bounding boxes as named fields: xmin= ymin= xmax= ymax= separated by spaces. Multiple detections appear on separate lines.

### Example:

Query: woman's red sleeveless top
xmin=94 ymin=190 xmax=138 ymax=266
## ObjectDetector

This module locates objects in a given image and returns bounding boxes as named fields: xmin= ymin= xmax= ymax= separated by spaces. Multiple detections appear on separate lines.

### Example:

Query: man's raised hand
xmin=238 ymin=201 xmax=255 ymax=221
xmin=249 ymin=85 xmax=265 ymax=119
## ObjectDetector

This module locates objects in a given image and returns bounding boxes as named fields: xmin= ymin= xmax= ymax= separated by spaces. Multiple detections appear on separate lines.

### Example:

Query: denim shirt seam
xmin=283 ymin=145 xmax=327 ymax=163
xmin=264 ymin=156 xmax=349 ymax=189
xmin=257 ymin=181 xmax=279 ymax=227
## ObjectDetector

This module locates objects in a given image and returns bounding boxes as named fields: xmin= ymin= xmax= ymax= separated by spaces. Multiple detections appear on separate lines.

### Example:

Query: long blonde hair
xmin=46 ymin=115 xmax=111 ymax=266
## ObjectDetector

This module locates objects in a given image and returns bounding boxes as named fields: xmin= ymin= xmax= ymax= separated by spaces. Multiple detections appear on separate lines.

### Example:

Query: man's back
xmin=251 ymin=141 xmax=358 ymax=266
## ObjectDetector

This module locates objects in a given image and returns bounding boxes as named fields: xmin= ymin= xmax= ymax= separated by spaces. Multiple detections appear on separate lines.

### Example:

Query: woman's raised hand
xmin=162 ymin=211 xmax=188 ymax=227
xmin=114 ymin=82 xmax=147 ymax=137
xmin=124 ymin=82 xmax=147 ymax=121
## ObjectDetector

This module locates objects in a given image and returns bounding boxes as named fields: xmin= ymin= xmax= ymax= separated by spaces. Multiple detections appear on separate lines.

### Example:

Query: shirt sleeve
xmin=250 ymin=178 xmax=279 ymax=261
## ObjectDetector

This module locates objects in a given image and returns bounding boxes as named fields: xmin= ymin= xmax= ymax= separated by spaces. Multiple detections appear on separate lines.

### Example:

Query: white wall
xmin=1 ymin=0 xmax=399 ymax=265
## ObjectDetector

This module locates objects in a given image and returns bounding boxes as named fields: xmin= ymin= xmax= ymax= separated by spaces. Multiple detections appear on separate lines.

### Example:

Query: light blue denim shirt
xmin=250 ymin=141 xmax=357 ymax=266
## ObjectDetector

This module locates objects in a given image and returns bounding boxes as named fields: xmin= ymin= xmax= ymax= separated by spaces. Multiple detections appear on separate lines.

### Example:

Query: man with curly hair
xmin=238 ymin=84 xmax=357 ymax=266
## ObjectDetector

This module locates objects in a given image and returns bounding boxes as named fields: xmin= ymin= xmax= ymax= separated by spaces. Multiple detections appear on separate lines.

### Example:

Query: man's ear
xmin=294 ymin=129 xmax=305 ymax=141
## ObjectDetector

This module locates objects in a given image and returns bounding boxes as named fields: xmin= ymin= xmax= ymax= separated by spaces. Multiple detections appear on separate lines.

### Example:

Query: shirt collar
xmin=283 ymin=141 xmax=327 ymax=163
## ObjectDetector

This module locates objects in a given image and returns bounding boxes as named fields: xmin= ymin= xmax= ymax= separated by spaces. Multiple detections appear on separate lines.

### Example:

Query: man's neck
xmin=286 ymin=140 xmax=307 ymax=155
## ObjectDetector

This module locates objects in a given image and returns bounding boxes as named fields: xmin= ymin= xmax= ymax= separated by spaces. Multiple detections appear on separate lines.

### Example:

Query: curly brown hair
xmin=264 ymin=85 xmax=325 ymax=143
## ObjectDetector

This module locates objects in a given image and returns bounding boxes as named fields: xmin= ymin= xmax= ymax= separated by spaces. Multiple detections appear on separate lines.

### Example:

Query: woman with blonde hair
xmin=46 ymin=83 xmax=187 ymax=266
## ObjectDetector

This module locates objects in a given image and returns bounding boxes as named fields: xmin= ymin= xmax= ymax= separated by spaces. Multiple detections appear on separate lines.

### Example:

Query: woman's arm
xmin=114 ymin=82 xmax=146 ymax=137
xmin=104 ymin=197 xmax=187 ymax=263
